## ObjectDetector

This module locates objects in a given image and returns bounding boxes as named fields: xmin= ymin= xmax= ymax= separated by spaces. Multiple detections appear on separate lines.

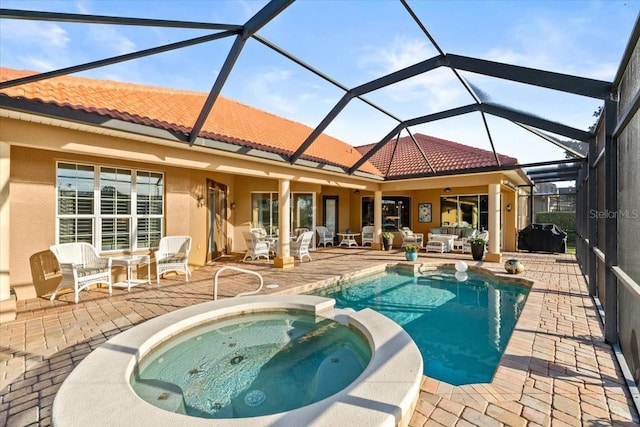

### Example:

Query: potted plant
xmin=404 ymin=244 xmax=419 ymax=261
xmin=382 ymin=232 xmax=394 ymax=251
xmin=468 ymin=237 xmax=487 ymax=261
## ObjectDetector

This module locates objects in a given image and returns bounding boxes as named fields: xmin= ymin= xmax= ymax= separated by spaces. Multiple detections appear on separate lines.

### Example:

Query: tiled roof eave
xmin=1 ymin=96 xmax=383 ymax=178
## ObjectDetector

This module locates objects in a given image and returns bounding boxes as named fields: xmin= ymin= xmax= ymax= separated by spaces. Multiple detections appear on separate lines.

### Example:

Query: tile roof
xmin=0 ymin=67 xmax=382 ymax=175
xmin=356 ymin=133 xmax=518 ymax=177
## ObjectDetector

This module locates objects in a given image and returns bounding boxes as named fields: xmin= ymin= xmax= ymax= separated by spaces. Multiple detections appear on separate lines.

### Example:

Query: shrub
xmin=468 ymin=237 xmax=487 ymax=246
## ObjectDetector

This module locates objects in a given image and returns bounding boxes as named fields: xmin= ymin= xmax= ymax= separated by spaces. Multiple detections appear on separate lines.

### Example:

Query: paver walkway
xmin=1 ymin=248 xmax=638 ymax=426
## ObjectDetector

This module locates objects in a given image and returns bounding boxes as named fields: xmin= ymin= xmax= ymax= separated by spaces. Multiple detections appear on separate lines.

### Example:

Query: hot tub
xmin=52 ymin=295 xmax=423 ymax=427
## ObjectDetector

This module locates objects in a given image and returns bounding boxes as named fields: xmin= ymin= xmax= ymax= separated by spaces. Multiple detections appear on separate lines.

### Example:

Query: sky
xmin=1 ymin=0 xmax=639 ymax=185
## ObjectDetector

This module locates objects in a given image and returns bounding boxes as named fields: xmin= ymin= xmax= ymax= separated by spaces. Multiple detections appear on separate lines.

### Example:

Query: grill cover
xmin=518 ymin=223 xmax=567 ymax=253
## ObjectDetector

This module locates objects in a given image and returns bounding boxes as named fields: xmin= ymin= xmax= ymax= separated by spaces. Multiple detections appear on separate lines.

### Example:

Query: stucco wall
xmin=8 ymin=146 xmax=233 ymax=295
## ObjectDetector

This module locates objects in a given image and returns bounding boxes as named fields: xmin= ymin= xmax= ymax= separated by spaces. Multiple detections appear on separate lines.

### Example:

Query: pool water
xmin=312 ymin=268 xmax=529 ymax=385
xmin=131 ymin=310 xmax=371 ymax=418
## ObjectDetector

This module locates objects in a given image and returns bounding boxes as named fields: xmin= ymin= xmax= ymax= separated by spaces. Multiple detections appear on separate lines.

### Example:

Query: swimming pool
xmin=312 ymin=266 xmax=529 ymax=386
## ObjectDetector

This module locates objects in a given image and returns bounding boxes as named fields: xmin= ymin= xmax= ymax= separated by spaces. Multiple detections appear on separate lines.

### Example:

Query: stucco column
xmin=0 ymin=141 xmax=16 ymax=323
xmin=274 ymin=179 xmax=294 ymax=269
xmin=486 ymin=183 xmax=502 ymax=262
xmin=372 ymin=190 xmax=382 ymax=250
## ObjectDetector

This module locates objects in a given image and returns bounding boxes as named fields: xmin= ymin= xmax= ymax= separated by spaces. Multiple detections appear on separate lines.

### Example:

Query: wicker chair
xmin=49 ymin=242 xmax=113 ymax=304
xmin=154 ymin=236 xmax=192 ymax=283
xmin=399 ymin=227 xmax=424 ymax=247
xmin=361 ymin=226 xmax=374 ymax=246
xmin=290 ymin=231 xmax=314 ymax=262
xmin=315 ymin=226 xmax=334 ymax=247
xmin=242 ymin=231 xmax=270 ymax=262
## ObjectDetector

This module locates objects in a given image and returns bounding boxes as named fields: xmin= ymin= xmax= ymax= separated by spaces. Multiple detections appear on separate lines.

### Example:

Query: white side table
xmin=337 ymin=233 xmax=360 ymax=247
xmin=111 ymin=254 xmax=151 ymax=291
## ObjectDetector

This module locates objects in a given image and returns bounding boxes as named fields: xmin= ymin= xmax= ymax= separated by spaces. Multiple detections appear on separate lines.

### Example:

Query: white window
xmin=56 ymin=162 xmax=164 ymax=251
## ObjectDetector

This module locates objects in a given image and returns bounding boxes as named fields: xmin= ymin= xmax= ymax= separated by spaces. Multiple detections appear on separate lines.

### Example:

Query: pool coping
xmin=51 ymin=294 xmax=423 ymax=427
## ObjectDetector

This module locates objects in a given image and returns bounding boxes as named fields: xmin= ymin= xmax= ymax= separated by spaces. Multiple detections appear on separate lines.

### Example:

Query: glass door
xmin=323 ymin=195 xmax=338 ymax=237
xmin=207 ymin=180 xmax=227 ymax=261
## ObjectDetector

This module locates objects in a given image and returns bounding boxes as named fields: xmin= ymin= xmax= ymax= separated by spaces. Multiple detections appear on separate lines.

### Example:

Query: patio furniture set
xmin=245 ymin=228 xmax=314 ymax=262
xmin=48 ymin=236 xmax=192 ymax=304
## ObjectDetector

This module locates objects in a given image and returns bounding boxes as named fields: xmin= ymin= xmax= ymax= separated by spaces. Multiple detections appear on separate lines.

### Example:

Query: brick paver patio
xmin=1 ymin=248 xmax=638 ymax=426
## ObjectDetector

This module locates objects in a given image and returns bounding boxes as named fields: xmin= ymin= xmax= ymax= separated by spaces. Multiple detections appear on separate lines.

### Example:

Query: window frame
xmin=361 ymin=196 xmax=412 ymax=231
xmin=55 ymin=161 xmax=165 ymax=252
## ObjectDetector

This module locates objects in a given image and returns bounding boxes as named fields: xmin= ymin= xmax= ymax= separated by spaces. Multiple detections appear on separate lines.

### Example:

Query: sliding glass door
xmin=251 ymin=192 xmax=315 ymax=235
xmin=440 ymin=194 xmax=489 ymax=230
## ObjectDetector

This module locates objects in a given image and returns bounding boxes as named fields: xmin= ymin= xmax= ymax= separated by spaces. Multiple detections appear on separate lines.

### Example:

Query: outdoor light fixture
xmin=230 ymin=202 xmax=236 ymax=210
xmin=506 ymin=203 xmax=513 ymax=212
xmin=197 ymin=197 xmax=205 ymax=208
xmin=444 ymin=187 xmax=451 ymax=193
xmin=354 ymin=189 xmax=361 ymax=194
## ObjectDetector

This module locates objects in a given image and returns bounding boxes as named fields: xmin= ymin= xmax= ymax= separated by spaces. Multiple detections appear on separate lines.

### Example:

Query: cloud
xmin=75 ymin=0 xmax=91 ymax=14
xmin=88 ymin=26 xmax=137 ymax=56
xmin=486 ymin=13 xmax=619 ymax=80
xmin=1 ymin=20 xmax=70 ymax=48
xmin=357 ymin=36 xmax=466 ymax=112
xmin=245 ymin=68 xmax=298 ymax=114
xmin=20 ymin=57 xmax=58 ymax=71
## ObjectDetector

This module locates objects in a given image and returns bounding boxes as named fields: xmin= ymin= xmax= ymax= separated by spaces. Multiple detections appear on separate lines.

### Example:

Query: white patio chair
xmin=399 ymin=227 xmax=424 ymax=247
xmin=250 ymin=227 xmax=268 ymax=239
xmin=293 ymin=227 xmax=309 ymax=238
xmin=454 ymin=228 xmax=478 ymax=252
xmin=361 ymin=226 xmax=374 ymax=246
xmin=290 ymin=231 xmax=314 ymax=262
xmin=242 ymin=231 xmax=270 ymax=262
xmin=316 ymin=226 xmax=334 ymax=247
xmin=462 ymin=231 xmax=489 ymax=253
xmin=154 ymin=236 xmax=192 ymax=283
xmin=49 ymin=242 xmax=113 ymax=304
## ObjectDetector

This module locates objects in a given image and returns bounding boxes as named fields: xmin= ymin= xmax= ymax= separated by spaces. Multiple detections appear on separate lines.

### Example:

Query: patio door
xmin=207 ymin=180 xmax=227 ymax=261
xmin=323 ymin=195 xmax=338 ymax=235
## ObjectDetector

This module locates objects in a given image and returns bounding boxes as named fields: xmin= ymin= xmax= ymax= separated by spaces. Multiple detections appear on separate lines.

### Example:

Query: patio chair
xmin=399 ymin=227 xmax=424 ymax=247
xmin=361 ymin=226 xmax=374 ymax=246
xmin=462 ymin=231 xmax=489 ymax=253
xmin=49 ymin=242 xmax=113 ymax=304
xmin=155 ymin=236 xmax=192 ymax=283
xmin=290 ymin=231 xmax=314 ymax=262
xmin=293 ymin=227 xmax=309 ymax=238
xmin=250 ymin=227 xmax=268 ymax=240
xmin=242 ymin=231 xmax=270 ymax=262
xmin=316 ymin=226 xmax=334 ymax=247
xmin=453 ymin=228 xmax=478 ymax=252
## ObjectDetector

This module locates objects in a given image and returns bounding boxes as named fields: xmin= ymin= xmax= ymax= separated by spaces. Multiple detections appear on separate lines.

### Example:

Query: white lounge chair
xmin=242 ymin=231 xmax=270 ymax=262
xmin=155 ymin=236 xmax=192 ymax=283
xmin=49 ymin=242 xmax=113 ymax=303
xmin=315 ymin=226 xmax=334 ymax=247
xmin=399 ymin=227 xmax=424 ymax=247
xmin=291 ymin=231 xmax=314 ymax=262
xmin=361 ymin=226 xmax=374 ymax=246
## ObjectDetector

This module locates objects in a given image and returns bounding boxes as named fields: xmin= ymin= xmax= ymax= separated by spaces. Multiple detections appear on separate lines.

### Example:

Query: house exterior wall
xmin=1 ymin=115 xmax=524 ymax=302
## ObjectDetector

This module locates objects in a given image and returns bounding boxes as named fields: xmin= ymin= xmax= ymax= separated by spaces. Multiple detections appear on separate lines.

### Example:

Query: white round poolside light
xmin=455 ymin=261 xmax=468 ymax=272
